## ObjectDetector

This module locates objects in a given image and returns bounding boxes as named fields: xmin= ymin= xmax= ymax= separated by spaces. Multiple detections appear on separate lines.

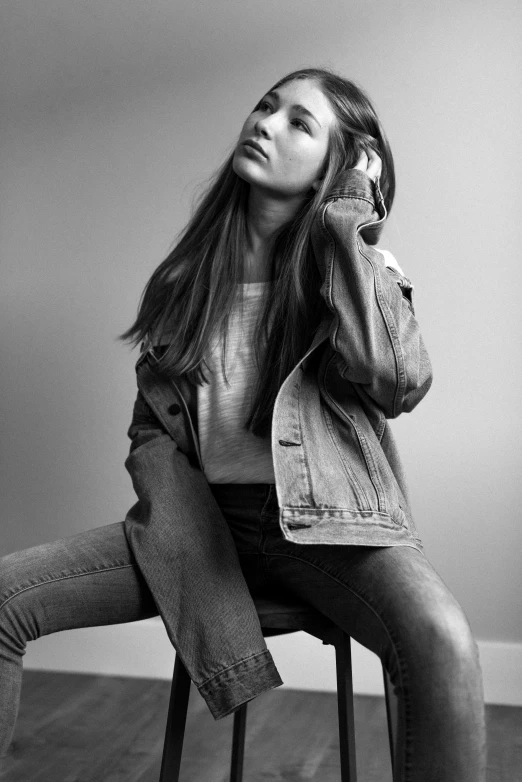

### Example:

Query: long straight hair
xmin=119 ymin=67 xmax=395 ymax=439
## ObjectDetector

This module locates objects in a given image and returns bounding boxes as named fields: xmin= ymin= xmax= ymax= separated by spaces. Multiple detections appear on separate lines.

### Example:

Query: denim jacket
xmin=123 ymin=169 xmax=433 ymax=718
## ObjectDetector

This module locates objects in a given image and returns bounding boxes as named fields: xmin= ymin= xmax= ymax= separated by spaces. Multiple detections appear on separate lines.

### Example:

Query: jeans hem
xmin=197 ymin=649 xmax=283 ymax=720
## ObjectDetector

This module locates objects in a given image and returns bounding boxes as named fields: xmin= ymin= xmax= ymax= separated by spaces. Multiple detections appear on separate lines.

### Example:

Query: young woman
xmin=0 ymin=68 xmax=486 ymax=780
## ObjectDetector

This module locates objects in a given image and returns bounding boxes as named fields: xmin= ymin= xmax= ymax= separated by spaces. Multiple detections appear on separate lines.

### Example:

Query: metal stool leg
xmin=382 ymin=665 xmax=396 ymax=773
xmin=335 ymin=630 xmax=357 ymax=782
xmin=229 ymin=703 xmax=248 ymax=782
xmin=160 ymin=654 xmax=192 ymax=782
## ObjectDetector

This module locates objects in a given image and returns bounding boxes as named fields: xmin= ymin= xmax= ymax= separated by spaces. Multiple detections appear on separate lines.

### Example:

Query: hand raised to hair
xmin=353 ymin=147 xmax=382 ymax=183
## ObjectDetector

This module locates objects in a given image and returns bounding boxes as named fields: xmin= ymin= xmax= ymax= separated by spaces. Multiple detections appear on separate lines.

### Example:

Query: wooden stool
xmin=159 ymin=595 xmax=396 ymax=781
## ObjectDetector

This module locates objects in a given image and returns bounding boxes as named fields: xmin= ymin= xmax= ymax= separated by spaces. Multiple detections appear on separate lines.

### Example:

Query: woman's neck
xmin=243 ymin=186 xmax=305 ymax=283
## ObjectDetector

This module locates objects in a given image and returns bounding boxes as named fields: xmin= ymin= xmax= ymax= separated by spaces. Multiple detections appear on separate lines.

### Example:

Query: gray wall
xmin=1 ymin=0 xmax=521 ymax=645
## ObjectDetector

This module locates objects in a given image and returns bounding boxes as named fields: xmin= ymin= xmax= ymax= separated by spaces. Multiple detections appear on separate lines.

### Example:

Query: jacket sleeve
xmin=126 ymin=389 xmax=172 ymax=454
xmin=310 ymin=168 xmax=433 ymax=418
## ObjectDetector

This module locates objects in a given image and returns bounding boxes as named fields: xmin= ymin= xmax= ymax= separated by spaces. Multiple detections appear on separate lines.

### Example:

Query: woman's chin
xmin=232 ymin=154 xmax=259 ymax=185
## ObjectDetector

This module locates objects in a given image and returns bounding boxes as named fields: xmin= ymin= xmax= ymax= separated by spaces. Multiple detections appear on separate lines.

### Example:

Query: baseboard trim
xmin=23 ymin=617 xmax=522 ymax=706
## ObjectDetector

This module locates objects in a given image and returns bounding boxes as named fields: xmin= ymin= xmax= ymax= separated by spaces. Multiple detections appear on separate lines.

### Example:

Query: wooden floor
xmin=0 ymin=671 xmax=520 ymax=781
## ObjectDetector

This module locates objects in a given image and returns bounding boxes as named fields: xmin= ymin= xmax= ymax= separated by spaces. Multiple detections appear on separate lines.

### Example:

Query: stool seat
xmin=159 ymin=595 xmax=396 ymax=782
xmin=253 ymin=594 xmax=338 ymax=636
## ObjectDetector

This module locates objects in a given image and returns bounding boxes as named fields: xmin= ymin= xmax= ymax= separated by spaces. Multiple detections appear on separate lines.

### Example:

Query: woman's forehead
xmin=262 ymin=79 xmax=335 ymax=125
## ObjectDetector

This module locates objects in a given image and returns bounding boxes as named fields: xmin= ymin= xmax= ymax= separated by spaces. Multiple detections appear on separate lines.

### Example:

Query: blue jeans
xmin=0 ymin=483 xmax=486 ymax=781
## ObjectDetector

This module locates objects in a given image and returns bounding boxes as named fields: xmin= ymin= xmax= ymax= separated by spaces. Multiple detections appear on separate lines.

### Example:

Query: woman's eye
xmin=291 ymin=118 xmax=310 ymax=133
xmin=257 ymin=100 xmax=272 ymax=112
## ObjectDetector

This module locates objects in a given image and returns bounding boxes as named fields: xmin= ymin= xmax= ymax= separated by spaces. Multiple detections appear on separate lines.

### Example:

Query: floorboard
xmin=0 ymin=671 xmax=519 ymax=781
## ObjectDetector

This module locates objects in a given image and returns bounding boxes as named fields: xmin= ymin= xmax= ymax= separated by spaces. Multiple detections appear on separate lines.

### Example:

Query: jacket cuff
xmin=326 ymin=168 xmax=377 ymax=201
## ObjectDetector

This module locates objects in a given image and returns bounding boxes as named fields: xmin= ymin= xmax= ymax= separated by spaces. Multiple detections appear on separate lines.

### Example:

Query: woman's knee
xmin=0 ymin=540 xmax=54 ymax=616
xmin=440 ymin=602 xmax=477 ymax=646
xmin=0 ymin=548 xmax=32 ymax=615
xmin=0 ymin=554 xmax=39 ymax=652
xmin=386 ymin=550 xmax=480 ymax=671
xmin=415 ymin=597 xmax=481 ymax=680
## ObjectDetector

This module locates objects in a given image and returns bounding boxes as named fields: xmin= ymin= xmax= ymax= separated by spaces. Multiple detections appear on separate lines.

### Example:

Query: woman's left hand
xmin=353 ymin=147 xmax=382 ymax=183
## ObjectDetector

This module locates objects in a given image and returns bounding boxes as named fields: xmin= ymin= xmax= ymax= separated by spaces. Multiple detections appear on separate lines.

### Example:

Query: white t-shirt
xmin=197 ymin=282 xmax=275 ymax=484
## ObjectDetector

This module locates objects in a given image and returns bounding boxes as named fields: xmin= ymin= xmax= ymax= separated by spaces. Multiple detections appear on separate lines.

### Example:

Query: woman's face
xmin=233 ymin=79 xmax=337 ymax=198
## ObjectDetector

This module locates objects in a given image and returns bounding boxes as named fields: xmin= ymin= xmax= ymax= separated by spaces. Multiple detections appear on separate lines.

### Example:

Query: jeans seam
xmin=264 ymin=549 xmax=413 ymax=778
xmin=0 ymin=564 xmax=136 ymax=612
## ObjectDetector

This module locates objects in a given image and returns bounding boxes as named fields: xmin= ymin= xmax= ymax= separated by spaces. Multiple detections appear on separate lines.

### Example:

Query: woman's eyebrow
xmin=265 ymin=90 xmax=322 ymax=128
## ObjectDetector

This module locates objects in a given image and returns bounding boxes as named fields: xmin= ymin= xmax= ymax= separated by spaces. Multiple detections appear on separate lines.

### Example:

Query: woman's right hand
xmin=353 ymin=147 xmax=382 ymax=183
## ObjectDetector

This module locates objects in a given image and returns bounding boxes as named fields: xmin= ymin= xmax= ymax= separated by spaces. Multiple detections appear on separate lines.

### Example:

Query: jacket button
xmin=168 ymin=404 xmax=181 ymax=415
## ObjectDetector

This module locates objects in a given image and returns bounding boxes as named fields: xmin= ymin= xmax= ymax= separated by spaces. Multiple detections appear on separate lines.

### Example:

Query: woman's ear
xmin=312 ymin=157 xmax=330 ymax=191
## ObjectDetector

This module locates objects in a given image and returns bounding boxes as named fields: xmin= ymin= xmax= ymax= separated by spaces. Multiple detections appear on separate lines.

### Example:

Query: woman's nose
xmin=254 ymin=114 xmax=273 ymax=138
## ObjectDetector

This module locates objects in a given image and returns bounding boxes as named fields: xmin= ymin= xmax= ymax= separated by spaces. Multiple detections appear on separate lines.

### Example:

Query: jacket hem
xmin=280 ymin=513 xmax=423 ymax=551
xmin=197 ymin=648 xmax=283 ymax=720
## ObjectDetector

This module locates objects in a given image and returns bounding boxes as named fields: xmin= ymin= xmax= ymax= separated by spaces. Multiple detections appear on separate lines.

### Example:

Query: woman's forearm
xmin=311 ymin=168 xmax=433 ymax=418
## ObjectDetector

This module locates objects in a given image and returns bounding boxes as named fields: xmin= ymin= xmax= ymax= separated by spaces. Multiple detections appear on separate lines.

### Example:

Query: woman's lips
xmin=242 ymin=140 xmax=268 ymax=159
